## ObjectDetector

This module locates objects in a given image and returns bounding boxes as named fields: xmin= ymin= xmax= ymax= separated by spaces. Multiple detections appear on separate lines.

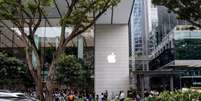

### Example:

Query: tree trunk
xmin=46 ymin=88 xmax=53 ymax=101
xmin=45 ymin=59 xmax=57 ymax=101
xmin=25 ymin=48 xmax=45 ymax=101
xmin=46 ymin=80 xmax=54 ymax=101
xmin=36 ymin=79 xmax=45 ymax=101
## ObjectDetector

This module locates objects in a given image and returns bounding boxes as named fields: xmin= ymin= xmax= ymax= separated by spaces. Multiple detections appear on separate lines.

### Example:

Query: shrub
xmin=145 ymin=91 xmax=201 ymax=101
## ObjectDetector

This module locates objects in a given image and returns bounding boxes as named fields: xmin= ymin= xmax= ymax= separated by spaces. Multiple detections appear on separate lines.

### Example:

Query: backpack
xmin=68 ymin=95 xmax=74 ymax=101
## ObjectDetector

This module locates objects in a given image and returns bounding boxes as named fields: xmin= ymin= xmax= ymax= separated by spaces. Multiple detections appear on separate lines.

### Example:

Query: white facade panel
xmin=95 ymin=24 xmax=129 ymax=99
xmin=113 ymin=0 xmax=133 ymax=24
xmin=96 ymin=0 xmax=133 ymax=24
xmin=96 ymin=8 xmax=112 ymax=24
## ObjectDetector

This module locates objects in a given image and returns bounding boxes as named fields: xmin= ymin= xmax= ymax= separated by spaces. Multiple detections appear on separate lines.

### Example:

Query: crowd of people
xmin=52 ymin=90 xmax=126 ymax=101
xmin=10 ymin=88 xmax=95 ymax=101
xmin=52 ymin=90 xmax=127 ymax=101
xmin=126 ymin=89 xmax=160 ymax=101
xmin=52 ymin=89 xmax=94 ymax=101
xmin=1 ymin=87 xmax=161 ymax=101
xmin=36 ymin=89 xmax=95 ymax=101
xmin=97 ymin=90 xmax=126 ymax=101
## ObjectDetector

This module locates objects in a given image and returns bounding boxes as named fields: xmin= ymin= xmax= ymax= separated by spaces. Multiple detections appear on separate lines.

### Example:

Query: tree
xmin=56 ymin=54 xmax=91 ymax=89
xmin=0 ymin=0 xmax=120 ymax=100
xmin=0 ymin=52 xmax=34 ymax=89
xmin=152 ymin=0 xmax=201 ymax=28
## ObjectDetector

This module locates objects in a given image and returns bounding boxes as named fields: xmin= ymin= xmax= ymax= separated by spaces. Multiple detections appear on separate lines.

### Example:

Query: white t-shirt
xmin=100 ymin=94 xmax=104 ymax=99
xmin=119 ymin=92 xmax=125 ymax=99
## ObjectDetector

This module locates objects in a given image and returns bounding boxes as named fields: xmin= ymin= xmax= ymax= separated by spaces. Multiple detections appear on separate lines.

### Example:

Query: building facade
xmin=0 ymin=0 xmax=134 ymax=98
xmin=95 ymin=0 xmax=133 ymax=98
xmin=149 ymin=5 xmax=201 ymax=90
xmin=130 ymin=0 xmax=158 ymax=90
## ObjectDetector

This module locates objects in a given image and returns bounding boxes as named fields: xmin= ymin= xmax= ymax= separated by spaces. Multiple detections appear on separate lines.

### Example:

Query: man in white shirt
xmin=119 ymin=91 xmax=125 ymax=101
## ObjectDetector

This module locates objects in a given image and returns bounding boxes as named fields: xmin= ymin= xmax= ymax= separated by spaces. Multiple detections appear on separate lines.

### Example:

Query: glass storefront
xmin=175 ymin=30 xmax=201 ymax=60
xmin=150 ymin=30 xmax=201 ymax=70
xmin=175 ymin=39 xmax=201 ymax=60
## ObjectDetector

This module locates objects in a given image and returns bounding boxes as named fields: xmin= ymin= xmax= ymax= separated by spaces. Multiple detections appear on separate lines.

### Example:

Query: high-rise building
xmin=130 ymin=0 xmax=145 ymax=90
xmin=130 ymin=0 xmax=144 ymax=59
xmin=130 ymin=0 xmax=158 ymax=90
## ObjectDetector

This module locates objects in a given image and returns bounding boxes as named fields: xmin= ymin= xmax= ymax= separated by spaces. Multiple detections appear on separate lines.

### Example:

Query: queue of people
xmin=1 ymin=87 xmax=161 ymax=101
xmin=53 ymin=89 xmax=159 ymax=101
xmin=52 ymin=89 xmax=95 ymax=101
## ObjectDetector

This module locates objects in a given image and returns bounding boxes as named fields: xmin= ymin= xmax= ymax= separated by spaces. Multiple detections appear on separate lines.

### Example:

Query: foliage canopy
xmin=56 ymin=54 xmax=91 ymax=88
xmin=0 ymin=52 xmax=33 ymax=87
xmin=145 ymin=91 xmax=201 ymax=101
xmin=152 ymin=0 xmax=201 ymax=28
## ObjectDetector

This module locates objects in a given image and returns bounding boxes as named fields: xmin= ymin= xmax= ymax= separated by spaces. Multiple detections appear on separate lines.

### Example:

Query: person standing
xmin=136 ymin=94 xmax=141 ymax=101
xmin=54 ymin=91 xmax=59 ymax=101
xmin=104 ymin=90 xmax=108 ymax=100
xmin=100 ymin=93 xmax=104 ymax=101
xmin=96 ymin=95 xmax=99 ymax=101
xmin=67 ymin=92 xmax=75 ymax=101
xmin=59 ymin=92 xmax=65 ymax=101
xmin=119 ymin=91 xmax=125 ymax=101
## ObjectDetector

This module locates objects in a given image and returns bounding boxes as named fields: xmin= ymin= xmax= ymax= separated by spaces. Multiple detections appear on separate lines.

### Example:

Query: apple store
xmin=0 ymin=0 xmax=133 ymax=99
xmin=94 ymin=0 xmax=133 ymax=98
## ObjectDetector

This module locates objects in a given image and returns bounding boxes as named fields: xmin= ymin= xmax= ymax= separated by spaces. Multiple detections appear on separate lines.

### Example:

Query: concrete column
xmin=77 ymin=35 xmax=84 ymax=59
xmin=179 ymin=76 xmax=182 ymax=89
xmin=170 ymin=76 xmax=174 ymax=91
xmin=131 ymin=73 xmax=137 ymax=90
xmin=144 ymin=76 xmax=150 ymax=91
xmin=140 ymin=75 xmax=145 ymax=99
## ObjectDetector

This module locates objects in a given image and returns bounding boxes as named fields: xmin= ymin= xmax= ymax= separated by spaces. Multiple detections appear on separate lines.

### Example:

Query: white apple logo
xmin=107 ymin=52 xmax=116 ymax=63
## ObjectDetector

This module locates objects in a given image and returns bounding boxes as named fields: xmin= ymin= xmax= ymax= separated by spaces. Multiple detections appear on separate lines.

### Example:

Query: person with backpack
xmin=67 ymin=92 xmax=75 ymax=101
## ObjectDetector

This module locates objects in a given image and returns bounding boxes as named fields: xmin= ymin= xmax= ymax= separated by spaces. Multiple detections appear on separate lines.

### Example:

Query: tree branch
xmin=0 ymin=20 xmax=23 ymax=41
xmin=0 ymin=31 xmax=19 ymax=47
xmin=25 ymin=47 xmax=38 ymax=82
xmin=161 ymin=0 xmax=201 ymax=28
xmin=47 ymin=0 xmax=115 ymax=86
xmin=65 ymin=0 xmax=70 ymax=8
xmin=0 ymin=41 xmax=9 ymax=47
xmin=41 ymin=10 xmax=53 ymax=27
xmin=53 ymin=0 xmax=62 ymax=18
xmin=22 ymin=8 xmax=33 ymax=19
xmin=167 ymin=5 xmax=201 ymax=28
xmin=65 ymin=1 xmax=112 ymax=45
xmin=32 ymin=1 xmax=42 ymax=35
xmin=64 ymin=0 xmax=79 ymax=17
xmin=49 ymin=1 xmax=111 ymax=75
xmin=57 ymin=0 xmax=80 ymax=51
xmin=32 ymin=13 xmax=42 ymax=35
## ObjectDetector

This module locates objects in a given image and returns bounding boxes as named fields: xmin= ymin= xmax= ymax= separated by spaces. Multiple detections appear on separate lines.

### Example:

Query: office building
xmin=130 ymin=0 xmax=158 ymax=90
xmin=149 ymin=6 xmax=201 ymax=90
